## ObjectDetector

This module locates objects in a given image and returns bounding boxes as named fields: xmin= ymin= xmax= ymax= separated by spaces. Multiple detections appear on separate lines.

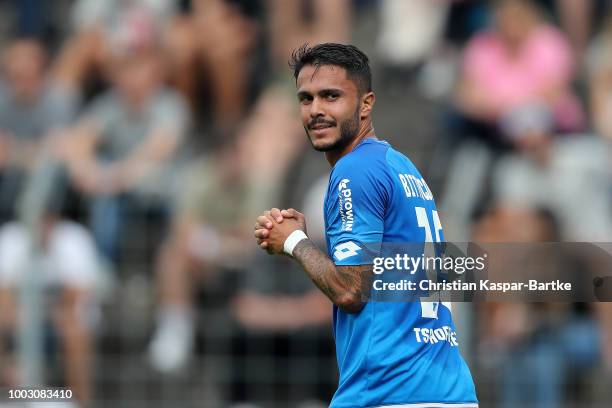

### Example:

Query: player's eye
xmin=298 ymin=94 xmax=313 ymax=104
xmin=325 ymin=93 xmax=339 ymax=101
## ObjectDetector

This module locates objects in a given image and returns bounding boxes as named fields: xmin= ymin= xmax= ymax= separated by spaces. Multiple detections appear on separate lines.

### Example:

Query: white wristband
xmin=283 ymin=230 xmax=308 ymax=256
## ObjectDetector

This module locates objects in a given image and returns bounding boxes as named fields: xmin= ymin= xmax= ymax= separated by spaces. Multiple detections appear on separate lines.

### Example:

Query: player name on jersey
xmin=414 ymin=326 xmax=459 ymax=347
xmin=398 ymin=173 xmax=434 ymax=201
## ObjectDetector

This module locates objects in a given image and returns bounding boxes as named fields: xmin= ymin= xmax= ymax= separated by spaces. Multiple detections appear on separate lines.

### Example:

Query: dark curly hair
xmin=289 ymin=43 xmax=372 ymax=95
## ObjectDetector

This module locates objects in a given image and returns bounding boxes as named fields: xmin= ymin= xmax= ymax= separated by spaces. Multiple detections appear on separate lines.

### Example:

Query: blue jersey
xmin=324 ymin=138 xmax=477 ymax=408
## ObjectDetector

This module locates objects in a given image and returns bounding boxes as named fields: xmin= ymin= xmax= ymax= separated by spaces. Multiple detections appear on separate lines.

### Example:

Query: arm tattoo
xmin=292 ymin=239 xmax=371 ymax=313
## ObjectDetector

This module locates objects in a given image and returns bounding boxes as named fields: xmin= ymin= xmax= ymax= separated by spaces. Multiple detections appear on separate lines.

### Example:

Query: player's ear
xmin=360 ymin=91 xmax=375 ymax=119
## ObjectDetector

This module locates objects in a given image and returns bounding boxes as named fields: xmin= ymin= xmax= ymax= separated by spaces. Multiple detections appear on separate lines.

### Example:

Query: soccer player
xmin=253 ymin=43 xmax=478 ymax=407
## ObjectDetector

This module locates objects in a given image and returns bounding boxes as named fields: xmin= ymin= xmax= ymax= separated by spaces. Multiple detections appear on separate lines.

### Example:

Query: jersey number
xmin=415 ymin=207 xmax=451 ymax=319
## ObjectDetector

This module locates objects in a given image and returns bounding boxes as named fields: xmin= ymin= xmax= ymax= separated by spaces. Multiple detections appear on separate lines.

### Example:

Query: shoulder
xmin=526 ymin=25 xmax=573 ymax=67
xmin=462 ymin=31 xmax=504 ymax=74
xmin=525 ymin=26 xmax=572 ymax=60
xmin=531 ymin=25 xmax=570 ymax=46
xmin=332 ymin=139 xmax=391 ymax=177
xmin=329 ymin=139 xmax=394 ymax=196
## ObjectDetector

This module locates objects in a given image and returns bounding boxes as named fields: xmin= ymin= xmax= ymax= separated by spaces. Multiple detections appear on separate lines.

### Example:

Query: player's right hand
xmin=254 ymin=207 xmax=301 ymax=251
xmin=254 ymin=208 xmax=283 ymax=251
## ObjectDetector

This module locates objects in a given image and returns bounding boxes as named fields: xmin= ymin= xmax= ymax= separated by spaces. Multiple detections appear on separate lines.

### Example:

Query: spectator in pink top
xmin=454 ymin=0 xmax=584 ymax=149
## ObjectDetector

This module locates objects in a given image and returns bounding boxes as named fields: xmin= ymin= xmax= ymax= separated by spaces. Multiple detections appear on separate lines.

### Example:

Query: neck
xmin=325 ymin=121 xmax=376 ymax=166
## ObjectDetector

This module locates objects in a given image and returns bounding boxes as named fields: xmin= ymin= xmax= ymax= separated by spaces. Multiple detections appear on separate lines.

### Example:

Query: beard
xmin=305 ymin=106 xmax=360 ymax=152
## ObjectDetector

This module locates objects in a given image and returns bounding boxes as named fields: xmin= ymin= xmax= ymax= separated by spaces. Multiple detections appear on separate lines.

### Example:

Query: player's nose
xmin=309 ymin=97 xmax=325 ymax=118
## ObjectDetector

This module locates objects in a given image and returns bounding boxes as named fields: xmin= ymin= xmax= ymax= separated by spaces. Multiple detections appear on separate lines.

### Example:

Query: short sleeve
xmin=527 ymin=26 xmax=574 ymax=85
xmin=462 ymin=32 xmax=497 ymax=84
xmin=326 ymin=156 xmax=392 ymax=266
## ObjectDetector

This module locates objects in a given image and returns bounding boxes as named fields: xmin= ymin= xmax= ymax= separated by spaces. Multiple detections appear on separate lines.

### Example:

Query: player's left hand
xmin=254 ymin=208 xmax=307 ymax=254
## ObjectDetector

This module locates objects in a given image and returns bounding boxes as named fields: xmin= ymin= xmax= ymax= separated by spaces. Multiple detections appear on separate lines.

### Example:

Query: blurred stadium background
xmin=0 ymin=0 xmax=610 ymax=407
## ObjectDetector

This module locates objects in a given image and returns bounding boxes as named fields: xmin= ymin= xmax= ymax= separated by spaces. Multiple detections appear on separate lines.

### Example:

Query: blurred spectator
xmin=491 ymin=136 xmax=612 ymax=241
xmin=552 ymin=0 xmax=594 ymax=60
xmin=479 ymin=6 xmax=612 ymax=242
xmin=472 ymin=206 xmax=603 ymax=408
xmin=60 ymin=48 xmax=188 ymax=263
xmin=0 ymin=32 xmax=99 ymax=408
xmin=148 ymin=85 xmax=305 ymax=374
xmin=148 ymin=140 xmax=256 ymax=373
xmin=376 ymin=0 xmax=450 ymax=67
xmin=54 ymin=0 xmax=174 ymax=94
xmin=148 ymin=0 xmax=349 ymax=376
xmin=587 ymin=15 xmax=612 ymax=141
xmin=186 ymin=0 xmax=261 ymax=130
xmin=535 ymin=0 xmax=612 ymax=62
xmin=439 ymin=0 xmax=586 ymax=241
xmin=375 ymin=0 xmax=458 ymax=101
xmin=267 ymin=0 xmax=350 ymax=70
xmin=0 ymin=210 xmax=102 ymax=405
xmin=55 ymin=0 xmax=260 ymax=133
xmin=0 ymin=36 xmax=77 ymax=222
xmin=455 ymin=0 xmax=584 ymax=145
xmin=0 ymin=0 xmax=610 ymax=406
xmin=228 ymin=169 xmax=333 ymax=405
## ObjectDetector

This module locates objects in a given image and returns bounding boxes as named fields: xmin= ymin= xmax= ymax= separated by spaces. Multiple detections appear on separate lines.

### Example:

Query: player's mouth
xmin=309 ymin=122 xmax=335 ymax=136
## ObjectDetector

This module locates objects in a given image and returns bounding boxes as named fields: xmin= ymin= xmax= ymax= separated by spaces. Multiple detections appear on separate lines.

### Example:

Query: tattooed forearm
xmin=292 ymin=239 xmax=370 ymax=313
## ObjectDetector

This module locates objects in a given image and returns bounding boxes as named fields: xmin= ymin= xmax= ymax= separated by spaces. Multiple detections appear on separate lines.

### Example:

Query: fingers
xmin=256 ymin=237 xmax=270 ymax=252
xmin=263 ymin=210 xmax=276 ymax=226
xmin=269 ymin=208 xmax=283 ymax=223
xmin=281 ymin=208 xmax=302 ymax=219
xmin=256 ymin=215 xmax=273 ymax=229
xmin=259 ymin=240 xmax=273 ymax=255
xmin=254 ymin=228 xmax=269 ymax=239
xmin=254 ymin=207 xmax=303 ymax=254
xmin=256 ymin=208 xmax=284 ymax=229
xmin=280 ymin=208 xmax=295 ymax=218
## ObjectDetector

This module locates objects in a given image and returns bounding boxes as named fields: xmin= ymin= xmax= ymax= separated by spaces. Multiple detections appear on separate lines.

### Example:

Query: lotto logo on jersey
xmin=338 ymin=178 xmax=354 ymax=231
xmin=333 ymin=241 xmax=361 ymax=261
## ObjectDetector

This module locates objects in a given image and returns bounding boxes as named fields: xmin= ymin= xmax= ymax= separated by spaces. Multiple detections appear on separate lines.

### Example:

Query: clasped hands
xmin=253 ymin=208 xmax=307 ymax=254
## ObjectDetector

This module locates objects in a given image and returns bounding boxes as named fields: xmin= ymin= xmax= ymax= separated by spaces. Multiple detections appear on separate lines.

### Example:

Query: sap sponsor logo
xmin=337 ymin=178 xmax=354 ymax=231
xmin=413 ymin=326 xmax=459 ymax=347
xmin=333 ymin=241 xmax=361 ymax=261
xmin=398 ymin=174 xmax=433 ymax=201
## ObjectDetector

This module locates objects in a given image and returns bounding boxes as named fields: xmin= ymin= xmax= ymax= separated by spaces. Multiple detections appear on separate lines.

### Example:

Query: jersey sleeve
xmin=326 ymin=156 xmax=392 ymax=266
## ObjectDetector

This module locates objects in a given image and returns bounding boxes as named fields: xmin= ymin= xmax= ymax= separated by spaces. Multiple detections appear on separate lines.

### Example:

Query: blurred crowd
xmin=0 ymin=0 xmax=610 ymax=407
